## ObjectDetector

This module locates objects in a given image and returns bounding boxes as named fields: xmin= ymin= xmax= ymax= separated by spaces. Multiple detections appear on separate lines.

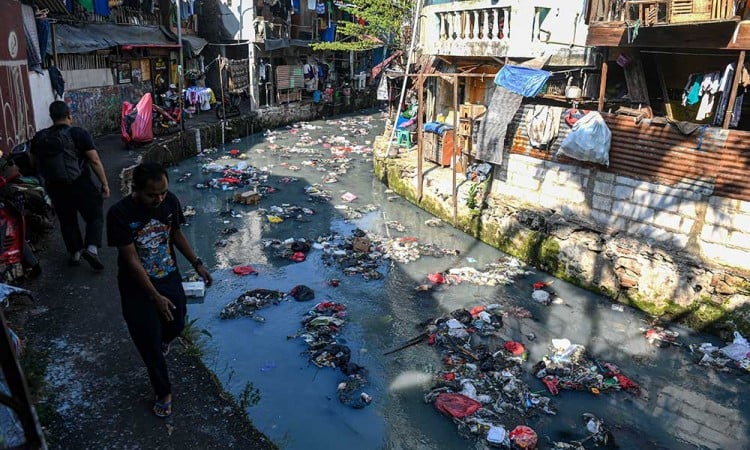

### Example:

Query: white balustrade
xmin=436 ymin=7 xmax=509 ymax=44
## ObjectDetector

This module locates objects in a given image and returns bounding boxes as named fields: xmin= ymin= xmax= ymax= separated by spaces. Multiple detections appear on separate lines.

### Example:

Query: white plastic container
xmin=182 ymin=281 xmax=206 ymax=298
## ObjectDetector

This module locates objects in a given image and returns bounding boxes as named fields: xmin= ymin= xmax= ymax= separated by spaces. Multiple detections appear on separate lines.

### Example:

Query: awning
xmin=48 ymin=23 xmax=180 ymax=54
xmin=264 ymin=38 xmax=311 ymax=51
xmin=160 ymin=26 xmax=208 ymax=56
xmin=372 ymin=50 xmax=402 ymax=80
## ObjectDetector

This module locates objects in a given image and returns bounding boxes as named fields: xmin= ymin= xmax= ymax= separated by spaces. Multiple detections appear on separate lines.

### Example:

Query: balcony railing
xmin=589 ymin=0 xmax=742 ymax=26
xmin=436 ymin=7 xmax=510 ymax=45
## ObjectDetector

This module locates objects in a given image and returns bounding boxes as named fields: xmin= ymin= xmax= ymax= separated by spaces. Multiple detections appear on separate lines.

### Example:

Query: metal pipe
xmin=452 ymin=73 xmax=458 ymax=227
xmin=176 ymin=0 xmax=185 ymax=131
xmin=417 ymin=74 xmax=424 ymax=201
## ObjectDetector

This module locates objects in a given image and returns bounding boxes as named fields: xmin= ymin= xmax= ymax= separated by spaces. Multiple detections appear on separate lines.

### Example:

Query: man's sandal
xmin=153 ymin=400 xmax=172 ymax=418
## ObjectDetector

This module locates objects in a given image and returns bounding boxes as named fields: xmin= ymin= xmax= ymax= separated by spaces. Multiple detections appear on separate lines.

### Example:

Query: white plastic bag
xmin=557 ymin=111 xmax=611 ymax=166
xmin=720 ymin=331 xmax=750 ymax=361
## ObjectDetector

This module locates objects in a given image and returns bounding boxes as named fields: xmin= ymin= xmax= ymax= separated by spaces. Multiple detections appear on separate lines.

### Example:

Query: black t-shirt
xmin=106 ymin=192 xmax=185 ymax=287
xmin=30 ymin=124 xmax=95 ymax=179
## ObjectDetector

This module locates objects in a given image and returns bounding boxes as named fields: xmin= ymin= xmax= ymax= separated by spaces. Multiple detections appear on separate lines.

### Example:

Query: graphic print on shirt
xmin=132 ymin=218 xmax=175 ymax=279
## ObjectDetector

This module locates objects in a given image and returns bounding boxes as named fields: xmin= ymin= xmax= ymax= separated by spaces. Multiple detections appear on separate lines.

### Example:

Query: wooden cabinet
xmin=423 ymin=131 xmax=455 ymax=167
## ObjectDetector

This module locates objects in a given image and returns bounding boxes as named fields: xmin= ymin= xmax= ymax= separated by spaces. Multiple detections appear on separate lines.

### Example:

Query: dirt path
xmin=13 ymin=134 xmax=276 ymax=449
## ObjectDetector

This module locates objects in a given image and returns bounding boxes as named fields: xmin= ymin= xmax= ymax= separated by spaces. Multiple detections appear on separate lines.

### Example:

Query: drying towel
xmin=476 ymin=86 xmax=523 ymax=165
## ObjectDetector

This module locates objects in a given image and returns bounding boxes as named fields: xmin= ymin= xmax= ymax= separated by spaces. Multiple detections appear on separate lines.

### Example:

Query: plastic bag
xmin=434 ymin=393 xmax=481 ymax=418
xmin=721 ymin=331 xmax=750 ymax=361
xmin=557 ymin=111 xmax=611 ymax=166
xmin=130 ymin=93 xmax=154 ymax=144
xmin=509 ymin=425 xmax=538 ymax=449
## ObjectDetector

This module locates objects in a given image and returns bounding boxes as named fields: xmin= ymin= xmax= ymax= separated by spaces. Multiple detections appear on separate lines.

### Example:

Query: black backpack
xmin=34 ymin=126 xmax=82 ymax=183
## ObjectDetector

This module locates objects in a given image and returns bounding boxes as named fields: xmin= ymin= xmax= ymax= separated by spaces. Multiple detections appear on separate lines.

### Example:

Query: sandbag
xmin=434 ymin=393 xmax=481 ymax=419
xmin=557 ymin=111 xmax=611 ymax=166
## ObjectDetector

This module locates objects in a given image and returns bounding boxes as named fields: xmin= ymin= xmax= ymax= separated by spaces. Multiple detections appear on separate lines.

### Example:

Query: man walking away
xmin=106 ymin=162 xmax=212 ymax=418
xmin=29 ymin=100 xmax=110 ymax=270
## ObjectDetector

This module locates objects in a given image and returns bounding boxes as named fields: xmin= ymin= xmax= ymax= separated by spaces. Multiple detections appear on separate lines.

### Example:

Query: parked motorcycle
xmin=0 ymin=150 xmax=44 ymax=281
xmin=215 ymin=91 xmax=242 ymax=119
xmin=153 ymin=92 xmax=183 ymax=134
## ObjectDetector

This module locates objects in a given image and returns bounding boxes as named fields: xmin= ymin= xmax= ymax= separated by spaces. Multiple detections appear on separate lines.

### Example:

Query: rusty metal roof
xmin=508 ymin=105 xmax=750 ymax=201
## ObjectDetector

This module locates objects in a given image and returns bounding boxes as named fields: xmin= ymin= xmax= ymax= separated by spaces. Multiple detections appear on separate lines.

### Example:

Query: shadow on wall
xmin=66 ymin=81 xmax=153 ymax=136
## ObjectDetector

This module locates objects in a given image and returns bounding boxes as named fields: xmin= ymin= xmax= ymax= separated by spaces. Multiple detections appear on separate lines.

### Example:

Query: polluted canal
xmin=168 ymin=109 xmax=750 ymax=450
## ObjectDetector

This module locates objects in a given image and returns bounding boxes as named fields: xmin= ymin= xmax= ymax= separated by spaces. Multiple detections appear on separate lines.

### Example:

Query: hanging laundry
xmin=714 ymin=63 xmax=749 ymax=128
xmin=696 ymin=72 xmax=720 ymax=121
xmin=525 ymin=105 xmax=563 ymax=149
xmin=682 ymin=73 xmax=703 ymax=106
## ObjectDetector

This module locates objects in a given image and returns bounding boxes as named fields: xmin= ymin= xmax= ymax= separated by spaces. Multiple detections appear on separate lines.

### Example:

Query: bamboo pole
xmin=417 ymin=74 xmax=424 ymax=202
xmin=723 ymin=50 xmax=745 ymax=129
xmin=384 ymin=0 xmax=424 ymax=159
xmin=598 ymin=48 xmax=609 ymax=112
xmin=452 ymin=73 xmax=458 ymax=227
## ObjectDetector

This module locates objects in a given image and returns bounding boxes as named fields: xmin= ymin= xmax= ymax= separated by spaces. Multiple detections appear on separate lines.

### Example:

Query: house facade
xmin=376 ymin=0 xmax=750 ymax=331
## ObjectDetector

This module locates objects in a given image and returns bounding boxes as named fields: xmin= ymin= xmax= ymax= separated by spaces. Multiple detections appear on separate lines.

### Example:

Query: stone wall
xmin=493 ymin=152 xmax=750 ymax=274
xmin=373 ymin=149 xmax=750 ymax=338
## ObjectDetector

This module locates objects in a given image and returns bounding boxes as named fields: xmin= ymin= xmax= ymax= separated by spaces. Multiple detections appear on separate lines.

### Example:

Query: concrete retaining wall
xmin=495 ymin=153 xmax=750 ymax=273
xmin=374 ymin=148 xmax=750 ymax=338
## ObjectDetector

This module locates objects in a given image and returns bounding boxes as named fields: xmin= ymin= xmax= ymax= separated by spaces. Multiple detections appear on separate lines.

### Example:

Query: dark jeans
xmin=119 ymin=271 xmax=187 ymax=398
xmin=46 ymin=176 xmax=103 ymax=254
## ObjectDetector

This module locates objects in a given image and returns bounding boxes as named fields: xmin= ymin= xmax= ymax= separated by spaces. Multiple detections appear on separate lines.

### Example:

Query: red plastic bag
xmin=469 ymin=305 xmax=485 ymax=317
xmin=290 ymin=251 xmax=306 ymax=262
xmin=503 ymin=341 xmax=526 ymax=356
xmin=509 ymin=425 xmax=538 ymax=449
xmin=427 ymin=272 xmax=446 ymax=284
xmin=434 ymin=393 xmax=481 ymax=419
xmin=232 ymin=265 xmax=258 ymax=276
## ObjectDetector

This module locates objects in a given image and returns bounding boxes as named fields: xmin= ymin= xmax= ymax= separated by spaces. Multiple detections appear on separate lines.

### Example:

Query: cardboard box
xmin=182 ymin=281 xmax=206 ymax=298
xmin=352 ymin=236 xmax=371 ymax=253
xmin=234 ymin=190 xmax=261 ymax=205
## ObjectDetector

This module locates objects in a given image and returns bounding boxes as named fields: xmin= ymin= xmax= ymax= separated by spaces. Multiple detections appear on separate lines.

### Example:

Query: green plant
xmin=238 ymin=381 xmax=261 ymax=409
xmin=310 ymin=0 xmax=412 ymax=53
xmin=180 ymin=315 xmax=212 ymax=357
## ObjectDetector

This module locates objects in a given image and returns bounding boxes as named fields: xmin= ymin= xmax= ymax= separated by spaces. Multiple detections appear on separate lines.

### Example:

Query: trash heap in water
xmin=532 ymin=339 xmax=640 ymax=396
xmin=219 ymin=288 xmax=285 ymax=321
xmin=420 ymin=306 xmax=556 ymax=448
xmin=294 ymin=301 xmax=372 ymax=409
xmin=425 ymin=256 xmax=531 ymax=287
xmin=410 ymin=306 xmax=632 ymax=448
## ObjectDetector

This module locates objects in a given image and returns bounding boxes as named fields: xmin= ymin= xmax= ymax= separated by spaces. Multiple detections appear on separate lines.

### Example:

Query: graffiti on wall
xmin=66 ymin=81 xmax=152 ymax=135
xmin=0 ymin=65 xmax=35 ymax=152
xmin=0 ymin=0 xmax=35 ymax=154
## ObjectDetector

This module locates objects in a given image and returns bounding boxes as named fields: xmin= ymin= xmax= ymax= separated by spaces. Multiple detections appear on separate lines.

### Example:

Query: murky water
xmin=169 ymin=110 xmax=750 ymax=450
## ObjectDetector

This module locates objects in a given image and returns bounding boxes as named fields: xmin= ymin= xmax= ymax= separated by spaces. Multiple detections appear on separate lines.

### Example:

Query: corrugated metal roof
xmin=506 ymin=105 xmax=750 ymax=201
xmin=49 ymin=23 xmax=177 ymax=54
xmin=36 ymin=0 xmax=69 ymax=15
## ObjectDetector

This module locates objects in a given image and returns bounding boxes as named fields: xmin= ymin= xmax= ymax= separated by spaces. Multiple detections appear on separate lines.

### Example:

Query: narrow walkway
xmin=17 ymin=129 xmax=276 ymax=448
